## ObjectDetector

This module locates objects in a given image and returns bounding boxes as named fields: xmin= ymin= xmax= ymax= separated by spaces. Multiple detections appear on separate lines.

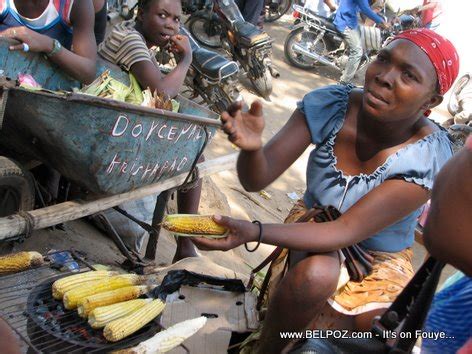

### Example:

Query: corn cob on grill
xmin=63 ymin=274 xmax=144 ymax=309
xmin=104 ymin=299 xmax=165 ymax=342
xmin=88 ymin=299 xmax=152 ymax=329
xmin=114 ymin=316 xmax=208 ymax=353
xmin=162 ymin=214 xmax=228 ymax=238
xmin=78 ymin=285 xmax=149 ymax=318
xmin=0 ymin=251 xmax=43 ymax=274
xmin=52 ymin=270 xmax=118 ymax=300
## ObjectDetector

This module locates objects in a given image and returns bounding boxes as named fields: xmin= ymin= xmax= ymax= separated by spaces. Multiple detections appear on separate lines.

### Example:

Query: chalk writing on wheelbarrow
xmin=110 ymin=115 xmax=211 ymax=143
xmin=104 ymin=114 xmax=214 ymax=182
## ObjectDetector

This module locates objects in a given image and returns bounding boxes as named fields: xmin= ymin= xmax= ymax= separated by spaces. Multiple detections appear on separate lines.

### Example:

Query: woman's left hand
xmin=0 ymin=26 xmax=53 ymax=53
xmin=191 ymin=215 xmax=260 ymax=251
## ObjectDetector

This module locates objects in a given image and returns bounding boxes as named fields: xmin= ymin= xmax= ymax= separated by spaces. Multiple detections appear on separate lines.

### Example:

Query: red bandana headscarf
xmin=393 ymin=28 xmax=460 ymax=95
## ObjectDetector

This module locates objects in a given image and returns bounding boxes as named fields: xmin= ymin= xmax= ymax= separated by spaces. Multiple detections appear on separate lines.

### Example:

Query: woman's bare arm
xmin=223 ymin=104 xmax=312 ymax=191
xmin=130 ymin=35 xmax=192 ymax=98
xmin=192 ymin=179 xmax=430 ymax=252
xmin=52 ymin=0 xmax=97 ymax=83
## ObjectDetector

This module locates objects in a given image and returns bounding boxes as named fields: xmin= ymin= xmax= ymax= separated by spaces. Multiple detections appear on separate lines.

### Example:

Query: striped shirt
xmin=422 ymin=274 xmax=472 ymax=354
xmin=98 ymin=20 xmax=158 ymax=71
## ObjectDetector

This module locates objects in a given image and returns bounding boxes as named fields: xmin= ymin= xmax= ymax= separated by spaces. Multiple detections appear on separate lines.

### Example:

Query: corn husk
xmin=141 ymin=88 xmax=179 ymax=113
xmin=127 ymin=73 xmax=144 ymax=105
xmin=81 ymin=70 xmax=113 ymax=97
xmin=79 ymin=72 xmax=177 ymax=112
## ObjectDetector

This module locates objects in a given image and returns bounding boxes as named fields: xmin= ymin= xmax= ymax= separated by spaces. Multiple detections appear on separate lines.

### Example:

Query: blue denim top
xmin=334 ymin=0 xmax=384 ymax=32
xmin=298 ymin=85 xmax=453 ymax=252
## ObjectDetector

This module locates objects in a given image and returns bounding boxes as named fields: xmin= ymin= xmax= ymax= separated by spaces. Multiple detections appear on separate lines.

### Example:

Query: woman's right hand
xmin=222 ymin=100 xmax=265 ymax=151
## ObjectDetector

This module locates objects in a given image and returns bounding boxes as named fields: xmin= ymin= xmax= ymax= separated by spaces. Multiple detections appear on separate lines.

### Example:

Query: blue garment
xmin=422 ymin=275 xmax=472 ymax=354
xmin=334 ymin=0 xmax=384 ymax=32
xmin=0 ymin=0 xmax=73 ymax=49
xmin=298 ymin=85 xmax=453 ymax=252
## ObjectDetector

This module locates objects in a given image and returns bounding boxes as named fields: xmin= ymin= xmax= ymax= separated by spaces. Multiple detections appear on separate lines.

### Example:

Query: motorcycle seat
xmin=309 ymin=12 xmax=341 ymax=35
xmin=233 ymin=20 xmax=270 ymax=46
xmin=192 ymin=47 xmax=239 ymax=81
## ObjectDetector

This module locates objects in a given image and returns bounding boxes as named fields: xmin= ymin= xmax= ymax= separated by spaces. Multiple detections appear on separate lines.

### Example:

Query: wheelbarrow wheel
xmin=0 ymin=157 xmax=35 ymax=217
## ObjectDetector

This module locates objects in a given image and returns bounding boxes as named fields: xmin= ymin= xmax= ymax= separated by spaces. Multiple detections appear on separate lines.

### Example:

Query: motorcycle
xmin=187 ymin=0 xmax=279 ymax=98
xmin=265 ymin=0 xmax=294 ymax=22
xmin=447 ymin=72 xmax=472 ymax=123
xmin=182 ymin=0 xmax=211 ymax=14
xmin=178 ymin=27 xmax=242 ymax=114
xmin=444 ymin=73 xmax=472 ymax=152
xmin=284 ymin=4 xmax=390 ymax=78
xmin=107 ymin=0 xmax=137 ymax=20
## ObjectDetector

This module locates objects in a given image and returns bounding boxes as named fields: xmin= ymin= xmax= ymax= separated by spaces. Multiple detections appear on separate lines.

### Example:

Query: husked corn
xmin=78 ymin=285 xmax=148 ymax=318
xmin=63 ymin=274 xmax=144 ymax=309
xmin=0 ymin=251 xmax=43 ymax=274
xmin=113 ymin=316 xmax=207 ymax=353
xmin=52 ymin=270 xmax=117 ymax=300
xmin=88 ymin=299 xmax=152 ymax=329
xmin=103 ymin=299 xmax=165 ymax=342
xmin=162 ymin=214 xmax=227 ymax=237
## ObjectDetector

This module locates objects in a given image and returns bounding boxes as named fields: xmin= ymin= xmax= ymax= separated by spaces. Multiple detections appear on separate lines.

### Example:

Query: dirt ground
xmin=11 ymin=15 xmax=452 ymax=283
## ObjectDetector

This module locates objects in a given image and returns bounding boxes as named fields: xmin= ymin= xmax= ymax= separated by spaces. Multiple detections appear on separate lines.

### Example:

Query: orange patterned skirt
xmin=267 ymin=199 xmax=414 ymax=315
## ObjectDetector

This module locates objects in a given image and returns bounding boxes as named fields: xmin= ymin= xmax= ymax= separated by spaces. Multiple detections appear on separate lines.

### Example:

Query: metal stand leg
xmin=145 ymin=190 xmax=171 ymax=261
xmin=95 ymin=213 xmax=146 ymax=269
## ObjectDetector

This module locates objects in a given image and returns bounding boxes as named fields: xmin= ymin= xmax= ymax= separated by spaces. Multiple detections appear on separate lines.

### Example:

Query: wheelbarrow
xmin=0 ymin=39 xmax=236 ymax=267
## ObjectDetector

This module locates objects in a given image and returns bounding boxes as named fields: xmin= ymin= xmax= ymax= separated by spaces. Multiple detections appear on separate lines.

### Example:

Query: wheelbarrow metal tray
xmin=0 ymin=87 xmax=219 ymax=195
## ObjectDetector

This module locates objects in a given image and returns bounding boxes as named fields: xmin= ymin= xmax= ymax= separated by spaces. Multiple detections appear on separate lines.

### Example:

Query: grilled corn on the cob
xmin=114 ymin=316 xmax=207 ymax=353
xmin=162 ymin=214 xmax=228 ymax=238
xmin=0 ymin=251 xmax=43 ymax=274
xmin=52 ymin=270 xmax=118 ymax=300
xmin=78 ymin=285 xmax=149 ymax=318
xmin=63 ymin=274 xmax=144 ymax=309
xmin=104 ymin=299 xmax=165 ymax=342
xmin=88 ymin=299 xmax=152 ymax=329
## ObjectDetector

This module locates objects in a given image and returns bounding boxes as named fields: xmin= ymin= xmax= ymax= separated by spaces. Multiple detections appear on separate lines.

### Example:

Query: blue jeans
xmin=235 ymin=0 xmax=265 ymax=26
xmin=340 ymin=27 xmax=362 ymax=84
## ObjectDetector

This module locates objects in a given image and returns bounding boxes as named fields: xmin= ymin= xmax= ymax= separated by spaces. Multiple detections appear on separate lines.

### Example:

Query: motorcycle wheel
xmin=187 ymin=15 xmax=222 ymax=48
xmin=264 ymin=0 xmax=292 ymax=23
xmin=284 ymin=27 xmax=327 ymax=70
xmin=119 ymin=0 xmax=136 ymax=20
xmin=448 ymin=73 xmax=471 ymax=116
xmin=250 ymin=69 xmax=273 ymax=99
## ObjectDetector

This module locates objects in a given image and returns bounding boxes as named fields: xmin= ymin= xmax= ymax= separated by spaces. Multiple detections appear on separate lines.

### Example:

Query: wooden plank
xmin=0 ymin=153 xmax=237 ymax=240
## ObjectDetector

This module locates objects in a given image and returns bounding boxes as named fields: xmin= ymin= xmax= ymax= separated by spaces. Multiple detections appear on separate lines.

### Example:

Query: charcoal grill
xmin=0 ymin=253 xmax=161 ymax=353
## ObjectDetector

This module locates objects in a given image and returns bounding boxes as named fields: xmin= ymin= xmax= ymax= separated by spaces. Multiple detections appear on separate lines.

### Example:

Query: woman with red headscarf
xmin=187 ymin=28 xmax=460 ymax=353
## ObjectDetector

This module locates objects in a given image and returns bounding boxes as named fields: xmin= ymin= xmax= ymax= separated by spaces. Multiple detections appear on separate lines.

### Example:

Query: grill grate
xmin=0 ymin=253 xmax=160 ymax=353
